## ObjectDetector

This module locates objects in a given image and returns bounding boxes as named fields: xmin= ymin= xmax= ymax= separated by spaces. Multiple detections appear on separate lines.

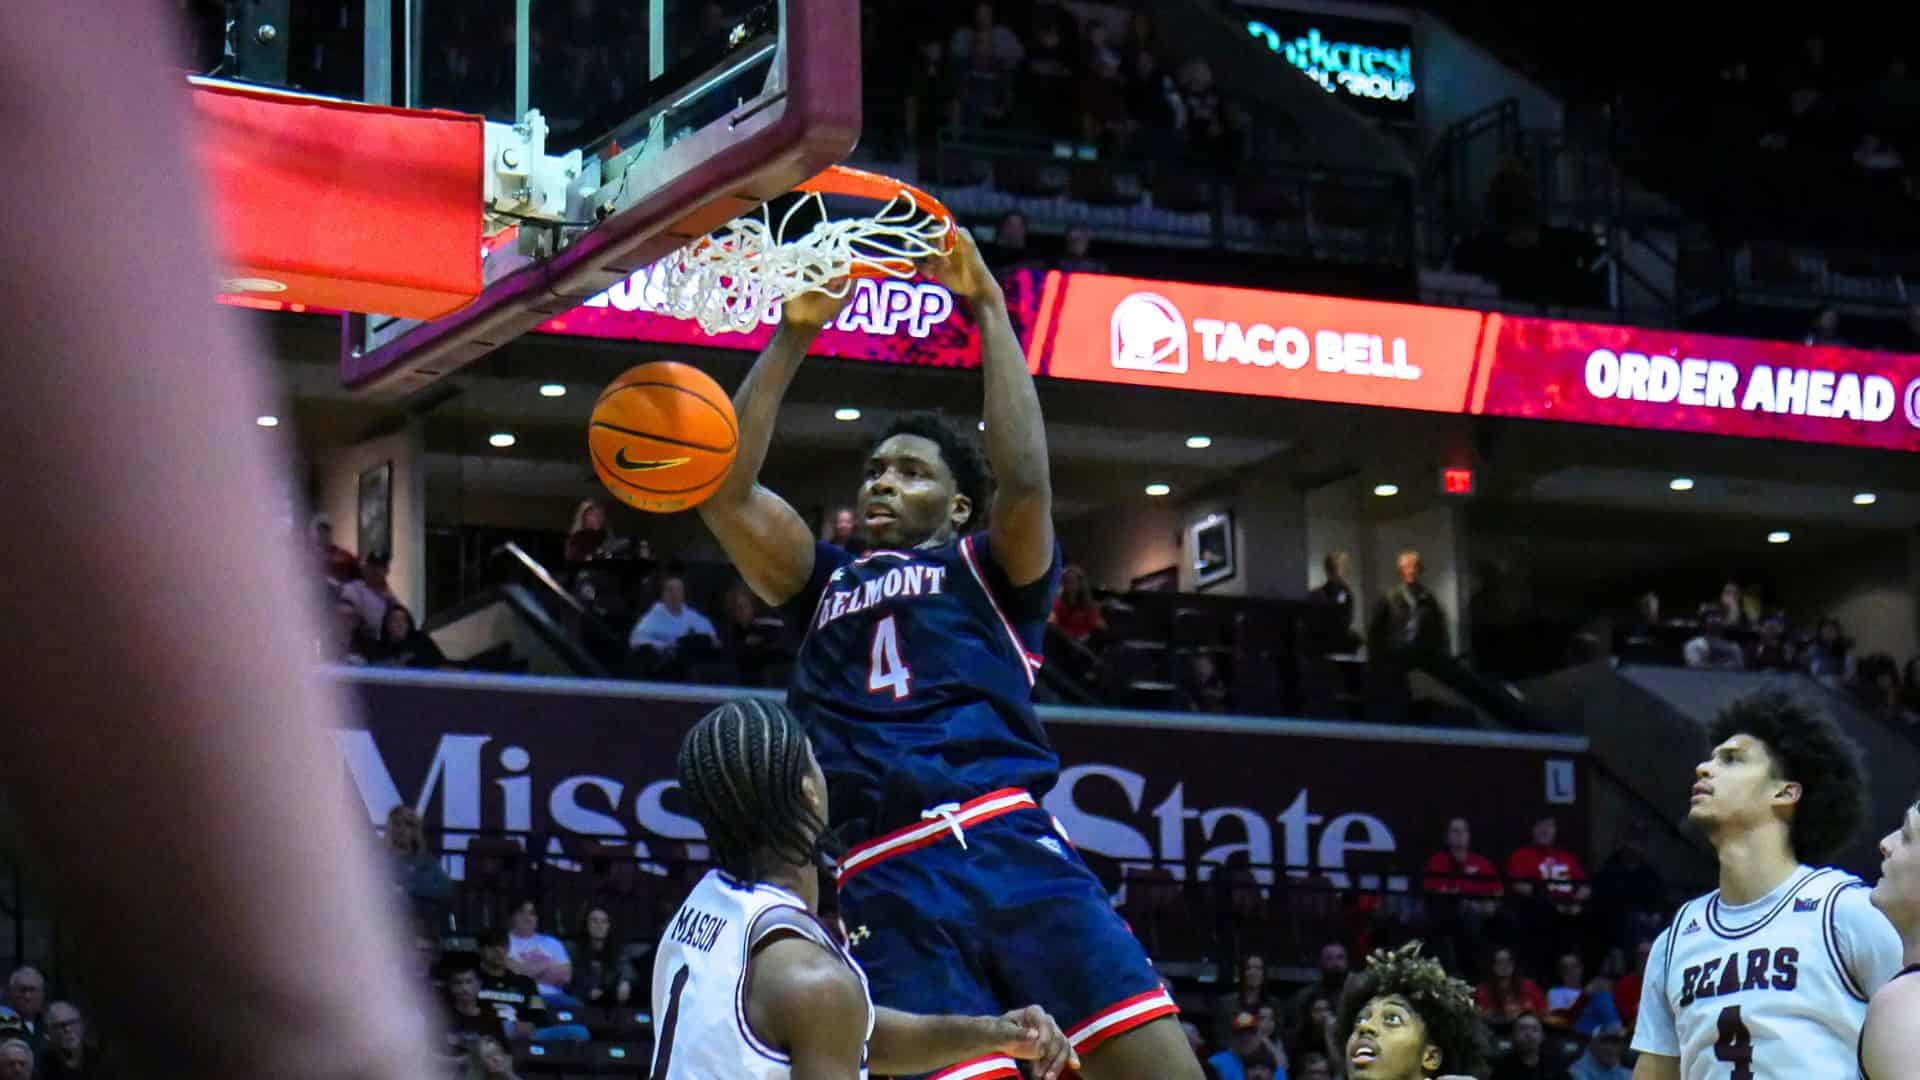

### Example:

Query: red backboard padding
xmin=191 ymin=80 xmax=483 ymax=320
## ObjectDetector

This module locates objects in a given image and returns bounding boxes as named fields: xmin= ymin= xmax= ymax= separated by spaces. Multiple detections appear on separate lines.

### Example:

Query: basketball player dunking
xmin=1632 ymin=693 xmax=1903 ymax=1079
xmin=1859 ymin=795 xmax=1920 ymax=1079
xmin=698 ymin=232 xmax=1203 ymax=1079
xmin=654 ymin=699 xmax=1077 ymax=1079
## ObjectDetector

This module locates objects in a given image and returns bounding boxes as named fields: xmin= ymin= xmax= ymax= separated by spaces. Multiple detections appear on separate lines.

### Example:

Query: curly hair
xmin=873 ymin=414 xmax=992 ymax=533
xmin=1707 ymin=691 xmax=1868 ymax=864
xmin=1336 ymin=943 xmax=1485 ymax=1078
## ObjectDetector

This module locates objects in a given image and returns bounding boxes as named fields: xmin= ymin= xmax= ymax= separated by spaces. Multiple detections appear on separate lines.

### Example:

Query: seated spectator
xmin=1049 ymin=565 xmax=1105 ymax=644
xmin=987 ymin=210 xmax=1033 ymax=268
xmin=1747 ymin=614 xmax=1795 ymax=671
xmin=1589 ymin=842 xmax=1665 ymax=951
xmin=1252 ymin=1005 xmax=1285 ymax=1075
xmin=5 ymin=970 xmax=44 ymax=1049
xmin=1423 ymin=817 xmax=1504 ymax=900
xmin=564 ymin=500 xmax=618 ymax=563
xmin=1569 ymin=1024 xmax=1630 ymax=1079
xmin=1545 ymin=952 xmax=1620 ymax=1035
xmin=1611 ymin=939 xmax=1651 ymax=1034
xmin=1054 ymin=225 xmax=1108 ymax=274
xmin=1285 ymin=941 xmax=1350 ymax=1030
xmin=1076 ymin=50 xmax=1132 ymax=151
xmin=0 ymin=1040 xmax=32 ymax=1080
xmin=904 ymin=38 xmax=954 ymax=172
xmin=37 ymin=1002 xmax=112 ymax=1080
xmin=1287 ymin=994 xmax=1341 ymax=1070
xmin=442 ymin=963 xmax=512 ymax=1060
xmin=627 ymin=576 xmax=719 ymax=676
xmin=1213 ymin=954 xmax=1278 ymax=1049
xmin=325 ymin=595 xmax=371 ymax=664
xmin=1803 ymin=616 xmax=1854 ymax=687
xmin=1683 ymin=606 xmax=1746 ymax=670
xmin=310 ymin=512 xmax=359 ymax=586
xmin=367 ymin=603 xmax=448 ymax=669
xmin=1127 ymin=48 xmax=1180 ymax=150
xmin=475 ymin=929 xmax=586 ymax=1044
xmin=1177 ymin=653 xmax=1230 ymax=713
xmin=718 ymin=581 xmax=788 ymax=685
xmin=1476 ymin=947 xmax=1549 ymax=1023
xmin=1492 ymin=1012 xmax=1567 ymax=1080
xmin=821 ymin=506 xmax=867 ymax=556
xmin=1207 ymin=1013 xmax=1274 ymax=1080
xmin=1715 ymin=581 xmax=1749 ymax=629
xmin=505 ymin=900 xmax=575 ymax=1004
xmin=1506 ymin=816 xmax=1590 ymax=911
xmin=471 ymin=1036 xmax=521 ymax=1080
xmin=1293 ymin=1050 xmax=1332 ymax=1079
xmin=340 ymin=552 xmax=398 ymax=637
xmin=1614 ymin=590 xmax=1663 ymax=660
xmin=1175 ymin=58 xmax=1229 ymax=163
xmin=383 ymin=806 xmax=453 ymax=920
xmin=1081 ymin=17 xmax=1120 ymax=75
xmin=570 ymin=906 xmax=643 ymax=1006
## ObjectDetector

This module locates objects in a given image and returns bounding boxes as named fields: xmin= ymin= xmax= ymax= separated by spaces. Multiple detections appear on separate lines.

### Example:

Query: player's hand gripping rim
xmin=991 ymin=1004 xmax=1079 ymax=1080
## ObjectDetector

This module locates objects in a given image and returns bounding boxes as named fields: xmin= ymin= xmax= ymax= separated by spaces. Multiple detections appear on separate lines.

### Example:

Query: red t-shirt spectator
xmin=1422 ymin=850 xmax=1503 ymax=897
xmin=1052 ymin=598 xmax=1103 ymax=642
xmin=1475 ymin=976 xmax=1549 ymax=1022
xmin=1613 ymin=969 xmax=1643 ymax=1030
xmin=1506 ymin=843 xmax=1588 ymax=898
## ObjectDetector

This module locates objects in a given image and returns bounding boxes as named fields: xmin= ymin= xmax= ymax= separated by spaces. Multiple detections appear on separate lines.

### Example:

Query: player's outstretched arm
xmin=1631 ymin=1053 xmax=1680 ymax=1080
xmin=1862 ymin=976 xmax=1920 ymax=1079
xmin=749 ymin=937 xmax=870 ymax=1080
xmin=925 ymin=230 xmax=1054 ymax=586
xmin=698 ymin=290 xmax=850 ymax=607
xmin=870 ymin=1004 xmax=1079 ymax=1080
xmin=0 ymin=4 xmax=438 ymax=1077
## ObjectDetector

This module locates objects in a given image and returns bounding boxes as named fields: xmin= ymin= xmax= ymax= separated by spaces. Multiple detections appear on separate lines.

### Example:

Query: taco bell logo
xmin=1111 ymin=292 xmax=1188 ymax=374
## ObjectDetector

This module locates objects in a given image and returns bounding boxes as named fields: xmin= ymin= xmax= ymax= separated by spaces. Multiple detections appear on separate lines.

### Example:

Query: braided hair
xmin=676 ymin=698 xmax=828 ymax=883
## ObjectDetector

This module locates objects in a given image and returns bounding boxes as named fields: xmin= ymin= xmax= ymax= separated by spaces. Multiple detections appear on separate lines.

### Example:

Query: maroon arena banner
xmin=336 ymin=670 xmax=1589 ymax=892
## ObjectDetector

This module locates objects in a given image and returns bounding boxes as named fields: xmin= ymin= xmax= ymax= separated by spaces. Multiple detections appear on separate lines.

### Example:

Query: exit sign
xmin=1441 ymin=467 xmax=1476 ymax=495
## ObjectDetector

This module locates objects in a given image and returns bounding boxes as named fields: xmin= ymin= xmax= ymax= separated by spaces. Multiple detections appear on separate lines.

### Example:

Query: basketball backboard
xmin=317 ymin=0 xmax=861 ymax=397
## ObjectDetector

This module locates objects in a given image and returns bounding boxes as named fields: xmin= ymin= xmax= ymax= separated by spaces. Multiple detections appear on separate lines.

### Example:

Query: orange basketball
xmin=587 ymin=361 xmax=739 ymax=513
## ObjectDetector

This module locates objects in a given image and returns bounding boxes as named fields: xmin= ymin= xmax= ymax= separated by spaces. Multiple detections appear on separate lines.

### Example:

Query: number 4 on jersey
xmin=1714 ymin=1004 xmax=1754 ymax=1080
xmin=867 ymin=615 xmax=913 ymax=700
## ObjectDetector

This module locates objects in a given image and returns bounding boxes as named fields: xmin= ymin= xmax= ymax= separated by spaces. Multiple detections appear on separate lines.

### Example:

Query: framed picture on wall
xmin=357 ymin=461 xmax=392 ymax=561
xmin=1189 ymin=510 xmax=1236 ymax=590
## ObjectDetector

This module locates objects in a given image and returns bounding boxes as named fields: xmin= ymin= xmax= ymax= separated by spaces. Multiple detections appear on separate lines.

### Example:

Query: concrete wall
xmin=1776 ymin=534 xmax=1918 ymax=663
xmin=1058 ymin=502 xmax=1183 ymax=593
xmin=318 ymin=421 xmax=426 ymax=617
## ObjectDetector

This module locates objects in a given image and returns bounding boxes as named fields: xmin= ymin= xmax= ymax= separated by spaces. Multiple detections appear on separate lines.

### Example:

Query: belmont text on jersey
xmin=813 ymin=558 xmax=949 ymax=631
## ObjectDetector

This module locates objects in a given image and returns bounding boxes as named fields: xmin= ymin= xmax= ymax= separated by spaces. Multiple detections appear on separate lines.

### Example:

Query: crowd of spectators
xmin=0 ymin=969 xmax=117 ymax=1078
xmin=1615 ymin=580 xmax=1920 ymax=740
xmin=310 ymin=514 xmax=450 ymax=670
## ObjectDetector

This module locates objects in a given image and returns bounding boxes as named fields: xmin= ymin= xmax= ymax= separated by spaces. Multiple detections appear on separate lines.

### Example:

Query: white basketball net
xmin=654 ymin=187 xmax=953 ymax=335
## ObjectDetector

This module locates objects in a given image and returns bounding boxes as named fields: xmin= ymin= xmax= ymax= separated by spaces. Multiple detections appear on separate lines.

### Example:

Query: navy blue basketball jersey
xmin=783 ymin=532 xmax=1062 ymax=844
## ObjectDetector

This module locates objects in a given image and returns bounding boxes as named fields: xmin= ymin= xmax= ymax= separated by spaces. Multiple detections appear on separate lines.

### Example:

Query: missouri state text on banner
xmin=1475 ymin=314 xmax=1920 ymax=452
xmin=333 ymin=670 xmax=1588 ymax=893
xmin=1037 ymin=273 xmax=1486 ymax=411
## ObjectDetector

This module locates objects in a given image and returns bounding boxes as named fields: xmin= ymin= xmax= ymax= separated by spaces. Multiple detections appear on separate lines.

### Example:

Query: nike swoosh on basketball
xmin=613 ymin=448 xmax=691 ymax=471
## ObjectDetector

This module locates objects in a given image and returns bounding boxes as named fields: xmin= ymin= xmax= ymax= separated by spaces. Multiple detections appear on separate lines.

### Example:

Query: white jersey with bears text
xmin=649 ymin=870 xmax=873 ymax=1080
xmin=1632 ymin=865 xmax=1902 ymax=1079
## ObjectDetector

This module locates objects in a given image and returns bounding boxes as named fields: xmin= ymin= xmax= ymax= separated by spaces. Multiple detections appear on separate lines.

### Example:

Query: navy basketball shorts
xmin=834 ymin=789 xmax=1178 ymax=1080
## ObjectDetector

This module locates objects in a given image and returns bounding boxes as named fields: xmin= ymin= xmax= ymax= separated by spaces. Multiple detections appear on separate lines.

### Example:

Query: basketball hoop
xmin=655 ymin=164 xmax=956 ymax=335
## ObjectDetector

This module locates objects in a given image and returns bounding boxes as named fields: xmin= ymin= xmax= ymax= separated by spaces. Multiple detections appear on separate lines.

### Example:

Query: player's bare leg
xmin=1074 ymin=1015 xmax=1207 ymax=1080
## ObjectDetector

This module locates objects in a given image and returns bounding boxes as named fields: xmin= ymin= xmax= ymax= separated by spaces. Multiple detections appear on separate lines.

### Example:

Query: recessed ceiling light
xmin=488 ymin=432 xmax=517 ymax=448
xmin=1767 ymin=530 xmax=1790 ymax=544
xmin=1373 ymin=483 xmax=1399 ymax=497
xmin=1186 ymin=435 xmax=1212 ymax=449
xmin=255 ymin=415 xmax=279 ymax=428
xmin=1853 ymin=492 xmax=1877 ymax=506
xmin=978 ymin=420 xmax=987 ymax=431
xmin=834 ymin=407 xmax=861 ymax=421
xmin=1145 ymin=483 xmax=1171 ymax=497
xmin=1669 ymin=477 xmax=1695 ymax=492
xmin=538 ymin=383 xmax=567 ymax=397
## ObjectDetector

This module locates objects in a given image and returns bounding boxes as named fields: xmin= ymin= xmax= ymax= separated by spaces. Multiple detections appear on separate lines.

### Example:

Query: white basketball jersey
xmin=649 ymin=870 xmax=873 ymax=1080
xmin=1632 ymin=865 xmax=1903 ymax=1080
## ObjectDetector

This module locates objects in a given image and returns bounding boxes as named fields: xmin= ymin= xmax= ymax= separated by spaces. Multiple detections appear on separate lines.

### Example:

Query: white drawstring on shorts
xmin=921 ymin=802 xmax=969 ymax=851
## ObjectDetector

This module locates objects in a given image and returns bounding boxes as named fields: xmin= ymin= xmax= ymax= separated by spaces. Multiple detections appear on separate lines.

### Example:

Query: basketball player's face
xmin=1689 ymin=735 xmax=1797 ymax=834
xmin=1872 ymin=802 xmax=1920 ymax=926
xmin=860 ymin=435 xmax=967 ymax=547
xmin=1345 ymin=995 xmax=1440 ymax=1079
